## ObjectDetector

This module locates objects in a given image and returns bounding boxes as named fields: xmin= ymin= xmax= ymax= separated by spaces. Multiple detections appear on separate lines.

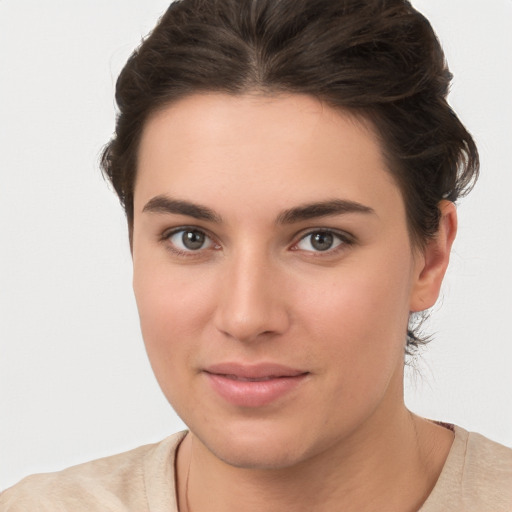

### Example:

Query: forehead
xmin=134 ymin=92 xmax=402 ymax=220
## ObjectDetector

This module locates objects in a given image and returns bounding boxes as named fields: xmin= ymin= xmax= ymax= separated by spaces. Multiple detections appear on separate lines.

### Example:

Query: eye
xmin=294 ymin=230 xmax=349 ymax=253
xmin=165 ymin=228 xmax=217 ymax=252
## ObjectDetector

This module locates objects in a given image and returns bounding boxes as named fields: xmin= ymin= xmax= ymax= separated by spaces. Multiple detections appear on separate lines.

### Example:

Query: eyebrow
xmin=276 ymin=199 xmax=375 ymax=224
xmin=142 ymin=195 xmax=222 ymax=223
xmin=142 ymin=195 xmax=374 ymax=224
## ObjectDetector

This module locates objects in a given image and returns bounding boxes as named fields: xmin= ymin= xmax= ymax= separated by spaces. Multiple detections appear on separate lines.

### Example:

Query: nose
xmin=213 ymin=250 xmax=290 ymax=343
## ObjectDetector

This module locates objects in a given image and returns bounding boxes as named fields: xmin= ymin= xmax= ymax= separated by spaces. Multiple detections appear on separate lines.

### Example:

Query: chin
xmin=188 ymin=417 xmax=306 ymax=469
xmin=208 ymin=438 xmax=305 ymax=471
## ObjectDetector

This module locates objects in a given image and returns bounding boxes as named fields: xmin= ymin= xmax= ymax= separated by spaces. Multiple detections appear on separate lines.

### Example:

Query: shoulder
xmin=422 ymin=425 xmax=512 ymax=512
xmin=0 ymin=431 xmax=186 ymax=512
xmin=462 ymin=428 xmax=512 ymax=506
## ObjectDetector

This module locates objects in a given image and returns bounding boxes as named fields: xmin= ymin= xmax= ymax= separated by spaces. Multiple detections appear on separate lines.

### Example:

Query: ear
xmin=409 ymin=200 xmax=457 ymax=312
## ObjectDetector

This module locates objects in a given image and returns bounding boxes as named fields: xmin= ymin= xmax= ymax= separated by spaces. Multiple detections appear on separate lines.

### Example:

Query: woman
xmin=1 ymin=0 xmax=511 ymax=510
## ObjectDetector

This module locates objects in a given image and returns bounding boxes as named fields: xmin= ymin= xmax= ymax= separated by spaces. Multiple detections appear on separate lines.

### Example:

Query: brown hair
xmin=101 ymin=0 xmax=479 ymax=351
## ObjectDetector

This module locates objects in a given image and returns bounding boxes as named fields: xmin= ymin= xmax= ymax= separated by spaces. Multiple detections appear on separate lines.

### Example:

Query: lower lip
xmin=204 ymin=373 xmax=308 ymax=408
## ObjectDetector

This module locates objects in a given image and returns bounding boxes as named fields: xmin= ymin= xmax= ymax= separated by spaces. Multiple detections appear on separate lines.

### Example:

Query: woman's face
xmin=132 ymin=93 xmax=441 ymax=469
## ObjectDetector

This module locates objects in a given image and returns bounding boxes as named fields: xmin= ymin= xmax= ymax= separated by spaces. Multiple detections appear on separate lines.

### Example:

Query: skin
xmin=132 ymin=93 xmax=457 ymax=512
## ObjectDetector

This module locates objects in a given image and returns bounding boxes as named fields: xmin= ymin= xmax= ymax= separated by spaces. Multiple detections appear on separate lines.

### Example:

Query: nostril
xmin=212 ymin=265 xmax=290 ymax=341
xmin=214 ymin=311 xmax=289 ymax=343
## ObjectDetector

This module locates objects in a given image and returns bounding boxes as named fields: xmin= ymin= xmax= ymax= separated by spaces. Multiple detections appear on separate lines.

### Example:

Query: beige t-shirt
xmin=1 ymin=426 xmax=511 ymax=511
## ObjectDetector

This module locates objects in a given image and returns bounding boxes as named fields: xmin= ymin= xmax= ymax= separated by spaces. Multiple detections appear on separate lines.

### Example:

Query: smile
xmin=203 ymin=363 xmax=309 ymax=408
xmin=219 ymin=374 xmax=290 ymax=382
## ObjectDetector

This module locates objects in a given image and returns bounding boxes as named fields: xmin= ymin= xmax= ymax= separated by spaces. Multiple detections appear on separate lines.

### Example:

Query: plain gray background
xmin=1 ymin=0 xmax=511 ymax=490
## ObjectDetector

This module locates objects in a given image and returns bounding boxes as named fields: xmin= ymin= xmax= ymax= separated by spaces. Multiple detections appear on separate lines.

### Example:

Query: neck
xmin=176 ymin=407 xmax=453 ymax=512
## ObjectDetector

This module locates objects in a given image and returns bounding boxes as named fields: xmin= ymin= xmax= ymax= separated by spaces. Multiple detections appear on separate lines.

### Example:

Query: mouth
xmin=203 ymin=362 xmax=309 ymax=407
xmin=204 ymin=362 xmax=307 ymax=379
xmin=213 ymin=374 xmax=297 ymax=382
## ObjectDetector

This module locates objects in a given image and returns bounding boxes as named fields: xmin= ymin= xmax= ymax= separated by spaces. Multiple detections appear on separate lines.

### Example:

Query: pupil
xmin=311 ymin=232 xmax=333 ymax=251
xmin=182 ymin=230 xmax=205 ymax=250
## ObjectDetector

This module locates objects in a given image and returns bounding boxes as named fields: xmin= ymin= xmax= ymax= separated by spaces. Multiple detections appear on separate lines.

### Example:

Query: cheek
xmin=296 ymin=254 xmax=414 ymax=383
xmin=133 ymin=260 xmax=216 ymax=374
xmin=302 ymin=254 xmax=412 ymax=326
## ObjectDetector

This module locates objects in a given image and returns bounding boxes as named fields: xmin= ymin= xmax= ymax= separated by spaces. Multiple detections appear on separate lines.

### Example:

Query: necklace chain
xmin=183 ymin=438 xmax=193 ymax=512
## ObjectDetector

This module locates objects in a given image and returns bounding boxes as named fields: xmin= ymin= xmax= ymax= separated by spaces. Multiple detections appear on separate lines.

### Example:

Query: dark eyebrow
xmin=276 ymin=199 xmax=375 ymax=224
xmin=142 ymin=195 xmax=222 ymax=223
xmin=142 ymin=196 xmax=373 ymax=224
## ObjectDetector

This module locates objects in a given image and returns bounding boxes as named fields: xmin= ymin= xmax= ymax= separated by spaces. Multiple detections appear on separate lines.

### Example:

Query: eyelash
xmin=160 ymin=227 xmax=354 ymax=257
xmin=291 ymin=229 xmax=354 ymax=256
xmin=160 ymin=226 xmax=220 ymax=257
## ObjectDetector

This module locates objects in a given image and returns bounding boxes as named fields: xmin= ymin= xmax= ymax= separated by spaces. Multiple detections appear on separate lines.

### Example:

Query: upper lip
xmin=204 ymin=362 xmax=308 ymax=379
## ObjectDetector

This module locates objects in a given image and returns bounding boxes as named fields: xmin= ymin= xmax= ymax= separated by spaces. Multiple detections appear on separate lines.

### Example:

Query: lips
xmin=203 ymin=363 xmax=309 ymax=407
xmin=219 ymin=375 xmax=285 ymax=382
